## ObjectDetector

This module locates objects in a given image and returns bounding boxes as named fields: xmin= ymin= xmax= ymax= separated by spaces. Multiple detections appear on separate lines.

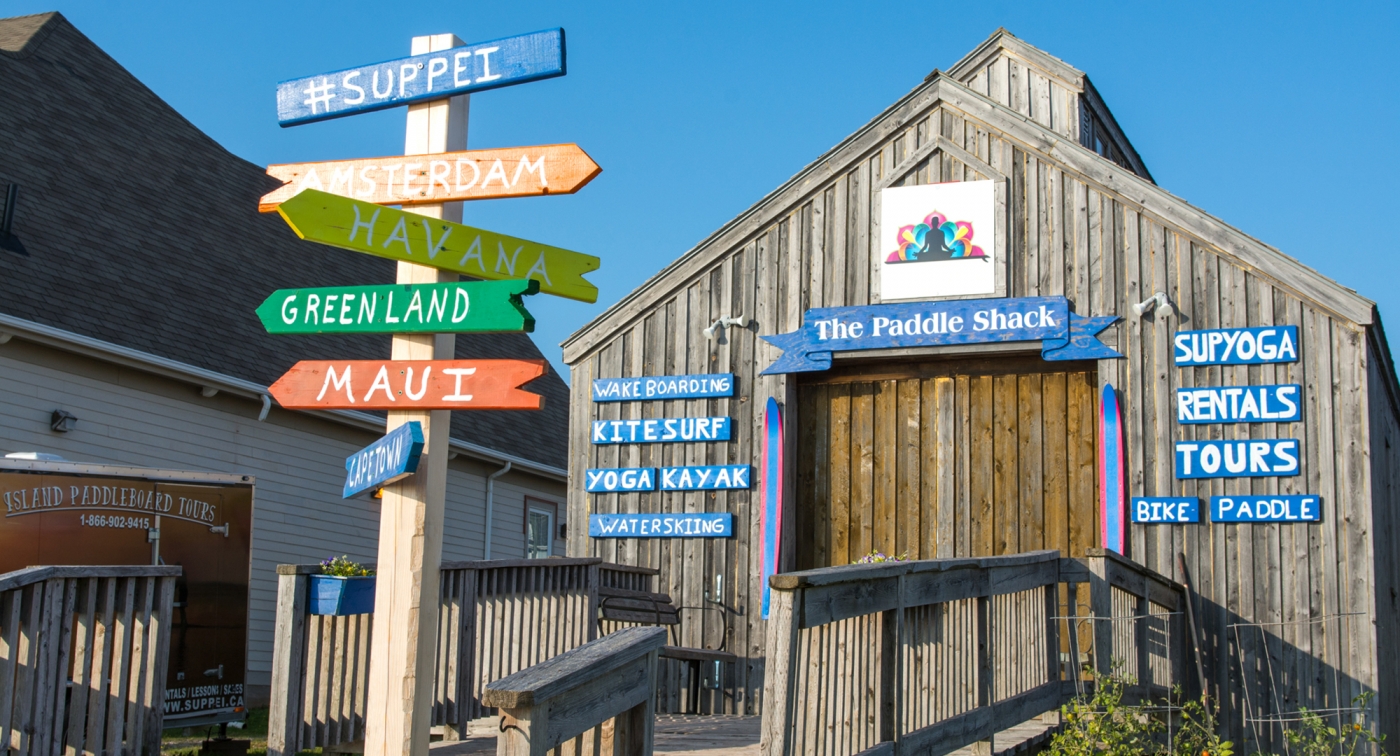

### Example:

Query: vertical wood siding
xmin=566 ymin=87 xmax=1389 ymax=741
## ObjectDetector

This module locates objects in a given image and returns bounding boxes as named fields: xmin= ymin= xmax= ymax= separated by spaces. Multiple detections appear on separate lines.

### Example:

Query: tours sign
xmin=256 ymin=280 xmax=537 ymax=335
xmin=344 ymin=422 xmax=425 ymax=499
xmin=268 ymin=359 xmax=546 ymax=410
xmin=259 ymin=144 xmax=601 ymax=210
xmin=276 ymin=189 xmax=600 ymax=303
xmin=277 ymin=28 xmax=565 ymax=126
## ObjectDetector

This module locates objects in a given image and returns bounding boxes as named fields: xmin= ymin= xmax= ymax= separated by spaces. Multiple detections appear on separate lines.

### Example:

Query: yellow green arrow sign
xmin=276 ymin=189 xmax=600 ymax=303
xmin=256 ymin=279 xmax=537 ymax=335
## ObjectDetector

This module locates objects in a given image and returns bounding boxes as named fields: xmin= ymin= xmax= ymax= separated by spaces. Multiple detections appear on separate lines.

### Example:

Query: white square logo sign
xmin=879 ymin=180 xmax=997 ymax=301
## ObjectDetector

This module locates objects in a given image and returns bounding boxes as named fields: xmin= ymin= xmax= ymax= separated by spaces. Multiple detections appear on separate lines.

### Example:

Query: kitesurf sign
xmin=269 ymin=359 xmax=546 ymax=410
xmin=759 ymin=296 xmax=1120 ymax=374
xmin=256 ymin=280 xmax=537 ymax=335
xmin=276 ymin=189 xmax=600 ymax=303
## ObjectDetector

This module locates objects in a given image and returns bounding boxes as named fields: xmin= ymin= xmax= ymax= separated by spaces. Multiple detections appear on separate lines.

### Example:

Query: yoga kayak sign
xmin=759 ymin=296 xmax=1121 ymax=374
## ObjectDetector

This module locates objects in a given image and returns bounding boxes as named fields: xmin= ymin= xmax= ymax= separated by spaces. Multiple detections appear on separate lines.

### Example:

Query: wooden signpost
xmin=277 ymin=189 xmax=600 ymax=302
xmin=268 ymin=358 xmax=545 ymax=410
xmin=276 ymin=28 xmax=565 ymax=126
xmin=256 ymin=279 xmax=537 ymax=334
xmin=258 ymin=144 xmax=600 ymax=210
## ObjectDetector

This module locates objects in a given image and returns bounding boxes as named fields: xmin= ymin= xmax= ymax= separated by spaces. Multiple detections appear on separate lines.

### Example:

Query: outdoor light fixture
xmin=1132 ymin=291 xmax=1172 ymax=319
xmin=703 ymin=315 xmax=750 ymax=340
xmin=50 ymin=409 xmax=77 ymax=433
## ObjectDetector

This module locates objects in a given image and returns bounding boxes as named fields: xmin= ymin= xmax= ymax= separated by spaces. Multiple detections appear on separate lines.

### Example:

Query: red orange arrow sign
xmin=269 ymin=359 xmax=546 ymax=410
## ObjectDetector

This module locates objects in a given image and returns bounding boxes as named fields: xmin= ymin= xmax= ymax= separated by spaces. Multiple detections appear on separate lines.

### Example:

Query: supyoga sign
xmin=1174 ymin=326 xmax=1298 ymax=366
xmin=759 ymin=296 xmax=1120 ymax=374
xmin=277 ymin=29 xmax=565 ymax=126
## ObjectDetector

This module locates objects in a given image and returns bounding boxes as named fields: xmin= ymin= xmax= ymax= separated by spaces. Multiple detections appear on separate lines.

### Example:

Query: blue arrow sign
xmin=278 ymin=29 xmax=565 ymax=127
xmin=343 ymin=422 xmax=425 ymax=498
xmin=589 ymin=513 xmax=733 ymax=538
xmin=758 ymin=296 xmax=1120 ymax=375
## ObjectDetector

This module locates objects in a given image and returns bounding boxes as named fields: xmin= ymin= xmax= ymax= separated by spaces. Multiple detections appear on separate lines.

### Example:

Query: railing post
xmin=586 ymin=562 xmax=600 ymax=643
xmin=1134 ymin=594 xmax=1150 ymax=691
xmin=268 ymin=566 xmax=310 ymax=756
xmin=1087 ymin=553 xmax=1113 ymax=679
xmin=759 ymin=585 xmax=798 ymax=756
xmin=611 ymin=650 xmax=657 ymax=755
xmin=973 ymin=591 xmax=992 ymax=756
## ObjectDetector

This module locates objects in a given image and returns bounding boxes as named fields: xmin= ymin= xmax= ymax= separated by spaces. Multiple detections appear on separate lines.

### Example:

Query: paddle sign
xmin=761 ymin=397 xmax=784 ymax=619
xmin=277 ymin=29 xmax=565 ymax=126
xmin=1100 ymin=383 xmax=1125 ymax=554
xmin=277 ymin=190 xmax=600 ymax=303
xmin=256 ymin=280 xmax=537 ymax=335
xmin=259 ymin=144 xmax=601 ymax=211
xmin=343 ymin=422 xmax=424 ymax=499
xmin=269 ymin=359 xmax=546 ymax=410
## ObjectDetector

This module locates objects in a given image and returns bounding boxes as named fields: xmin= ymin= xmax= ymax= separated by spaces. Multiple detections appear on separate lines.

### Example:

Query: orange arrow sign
xmin=269 ymin=359 xmax=546 ymax=410
xmin=258 ymin=144 xmax=601 ymax=212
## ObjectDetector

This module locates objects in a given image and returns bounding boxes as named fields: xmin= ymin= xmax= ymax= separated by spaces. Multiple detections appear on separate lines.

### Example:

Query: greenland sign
xmin=277 ymin=29 xmax=565 ymax=126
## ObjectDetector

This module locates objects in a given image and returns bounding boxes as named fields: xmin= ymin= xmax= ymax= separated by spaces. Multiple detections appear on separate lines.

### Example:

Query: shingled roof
xmin=0 ymin=12 xmax=569 ymax=469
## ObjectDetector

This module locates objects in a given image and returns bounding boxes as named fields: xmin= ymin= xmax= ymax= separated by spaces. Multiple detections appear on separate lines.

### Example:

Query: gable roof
xmin=0 ymin=12 xmax=568 ymax=470
xmin=562 ymin=29 xmax=1374 ymax=363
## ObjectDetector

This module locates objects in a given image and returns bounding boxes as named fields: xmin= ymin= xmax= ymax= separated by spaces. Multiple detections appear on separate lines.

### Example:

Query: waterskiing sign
xmin=759 ymin=296 xmax=1120 ymax=374
xmin=277 ymin=189 xmax=600 ymax=303
xmin=344 ymin=422 xmax=424 ymax=499
xmin=269 ymin=359 xmax=546 ymax=410
xmin=256 ymin=280 xmax=537 ymax=335
xmin=258 ymin=144 xmax=601 ymax=211
xmin=277 ymin=29 xmax=565 ymax=126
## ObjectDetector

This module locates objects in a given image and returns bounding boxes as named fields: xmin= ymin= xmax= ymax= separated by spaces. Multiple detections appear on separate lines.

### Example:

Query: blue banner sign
xmin=1130 ymin=497 xmax=1201 ymax=523
xmin=1175 ymin=439 xmax=1300 ymax=479
xmin=591 ymin=417 xmax=731 ymax=444
xmin=1177 ymin=384 xmax=1301 ymax=424
xmin=759 ymin=296 xmax=1120 ymax=374
xmin=592 ymin=373 xmax=734 ymax=402
xmin=1173 ymin=326 xmax=1299 ymax=366
xmin=589 ymin=513 xmax=733 ymax=538
xmin=660 ymin=465 xmax=750 ymax=491
xmin=343 ymin=421 xmax=424 ymax=498
xmin=278 ymin=29 xmax=565 ymax=126
xmin=1211 ymin=495 xmax=1321 ymax=523
xmin=585 ymin=468 xmax=656 ymax=493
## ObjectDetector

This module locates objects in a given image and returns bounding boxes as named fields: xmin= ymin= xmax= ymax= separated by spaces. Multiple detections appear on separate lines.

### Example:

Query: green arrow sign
xmin=276 ymin=189 xmax=600 ymax=303
xmin=256 ymin=279 xmax=537 ymax=335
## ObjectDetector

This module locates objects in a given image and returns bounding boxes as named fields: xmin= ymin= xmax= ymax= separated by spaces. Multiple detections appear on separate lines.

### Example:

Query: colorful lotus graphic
xmin=886 ymin=211 xmax=986 ymax=263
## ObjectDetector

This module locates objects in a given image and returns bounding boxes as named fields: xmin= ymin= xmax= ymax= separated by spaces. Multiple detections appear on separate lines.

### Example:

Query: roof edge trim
xmin=0 ymin=313 xmax=566 ymax=480
xmin=944 ymin=28 xmax=1085 ymax=90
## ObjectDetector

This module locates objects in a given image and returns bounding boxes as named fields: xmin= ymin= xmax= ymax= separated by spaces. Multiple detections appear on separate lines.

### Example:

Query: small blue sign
xmin=1130 ymin=497 xmax=1201 ymax=523
xmin=759 ymin=296 xmax=1120 ymax=374
xmin=1173 ymin=326 xmax=1299 ymax=366
xmin=1211 ymin=495 xmax=1322 ymax=523
xmin=1177 ymin=385 xmax=1302 ymax=424
xmin=659 ymin=465 xmax=751 ymax=491
xmin=278 ymin=29 xmax=565 ymax=126
xmin=589 ymin=513 xmax=733 ymax=538
xmin=591 ymin=417 xmax=731 ymax=444
xmin=585 ymin=468 xmax=657 ymax=493
xmin=343 ymin=422 xmax=424 ymax=498
xmin=1175 ymin=439 xmax=1300 ymax=479
xmin=592 ymin=374 xmax=735 ymax=402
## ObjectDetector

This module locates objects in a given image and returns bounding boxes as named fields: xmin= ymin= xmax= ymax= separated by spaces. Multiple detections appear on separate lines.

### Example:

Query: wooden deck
xmin=428 ymin=714 xmax=1060 ymax=755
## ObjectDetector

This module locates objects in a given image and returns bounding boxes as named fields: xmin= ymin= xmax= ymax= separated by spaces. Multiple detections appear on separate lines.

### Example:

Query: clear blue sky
xmin=13 ymin=1 xmax=1399 ymax=379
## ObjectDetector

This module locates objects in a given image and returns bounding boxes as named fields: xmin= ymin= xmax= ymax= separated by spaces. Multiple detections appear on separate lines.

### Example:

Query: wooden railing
xmin=761 ymin=550 xmax=1186 ymax=756
xmin=269 ymin=558 xmax=626 ymax=755
xmin=484 ymin=625 xmax=666 ymax=756
xmin=0 ymin=565 xmax=180 ymax=756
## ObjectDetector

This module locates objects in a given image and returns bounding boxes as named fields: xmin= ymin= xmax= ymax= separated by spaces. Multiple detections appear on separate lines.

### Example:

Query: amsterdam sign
xmin=256 ymin=280 xmax=537 ymax=335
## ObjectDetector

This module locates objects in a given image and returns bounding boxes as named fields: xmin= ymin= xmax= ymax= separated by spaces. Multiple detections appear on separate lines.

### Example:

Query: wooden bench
xmin=597 ymin=585 xmax=738 ymax=713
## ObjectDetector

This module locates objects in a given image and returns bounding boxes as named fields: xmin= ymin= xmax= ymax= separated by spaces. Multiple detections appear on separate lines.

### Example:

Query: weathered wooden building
xmin=562 ymin=28 xmax=1400 ymax=749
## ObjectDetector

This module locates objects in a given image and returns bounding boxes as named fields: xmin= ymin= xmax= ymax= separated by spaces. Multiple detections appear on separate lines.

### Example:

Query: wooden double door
xmin=794 ymin=355 xmax=1100 ymax=569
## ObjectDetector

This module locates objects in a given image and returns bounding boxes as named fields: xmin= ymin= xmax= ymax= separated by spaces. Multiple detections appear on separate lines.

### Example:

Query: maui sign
xmin=589 ymin=513 xmax=733 ymax=538
xmin=256 ymin=280 xmax=536 ymax=335
xmin=759 ymin=296 xmax=1120 ymax=374
xmin=591 ymin=374 xmax=734 ymax=402
xmin=277 ymin=29 xmax=565 ymax=126
xmin=277 ymin=190 xmax=600 ymax=303
xmin=343 ymin=422 xmax=424 ymax=499
xmin=259 ymin=144 xmax=600 ymax=211
xmin=1176 ymin=384 xmax=1301 ymax=424
xmin=269 ymin=359 xmax=546 ymax=410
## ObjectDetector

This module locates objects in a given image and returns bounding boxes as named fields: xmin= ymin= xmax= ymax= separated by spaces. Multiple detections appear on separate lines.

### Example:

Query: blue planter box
xmin=309 ymin=575 xmax=375 ymax=616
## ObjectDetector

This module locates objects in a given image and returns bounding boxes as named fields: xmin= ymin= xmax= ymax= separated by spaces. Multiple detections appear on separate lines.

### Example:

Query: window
xmin=525 ymin=498 xmax=557 ymax=559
